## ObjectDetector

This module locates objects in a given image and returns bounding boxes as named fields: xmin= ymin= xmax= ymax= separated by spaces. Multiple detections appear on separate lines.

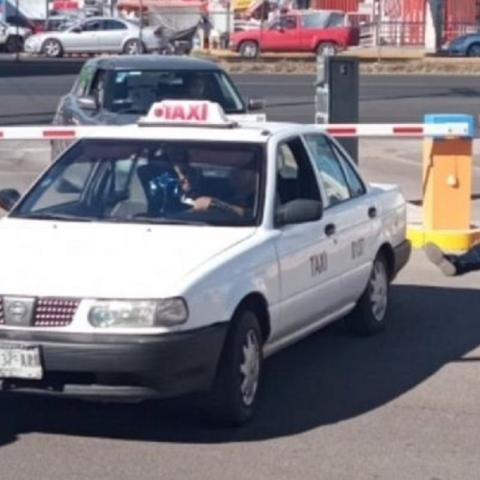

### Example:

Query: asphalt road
xmin=1 ymin=73 xmax=480 ymax=125
xmin=0 ymin=251 xmax=479 ymax=480
xmin=1 ymin=74 xmax=480 ymax=479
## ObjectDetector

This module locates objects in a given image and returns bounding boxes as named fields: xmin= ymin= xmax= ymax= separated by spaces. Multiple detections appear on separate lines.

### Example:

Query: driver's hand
xmin=193 ymin=196 xmax=213 ymax=211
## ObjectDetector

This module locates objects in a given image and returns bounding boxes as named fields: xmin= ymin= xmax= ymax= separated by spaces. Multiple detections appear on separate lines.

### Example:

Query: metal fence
xmin=360 ymin=21 xmax=480 ymax=47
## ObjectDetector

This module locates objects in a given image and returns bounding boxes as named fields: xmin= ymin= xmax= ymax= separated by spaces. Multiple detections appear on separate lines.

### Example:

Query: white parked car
xmin=0 ymin=20 xmax=30 ymax=53
xmin=24 ymin=16 xmax=161 ymax=57
xmin=0 ymin=101 xmax=410 ymax=425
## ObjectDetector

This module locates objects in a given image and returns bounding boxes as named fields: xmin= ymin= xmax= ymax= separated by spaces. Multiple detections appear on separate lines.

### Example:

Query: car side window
xmin=82 ymin=20 xmax=103 ymax=31
xmin=75 ymin=65 xmax=96 ymax=97
xmin=328 ymin=140 xmax=366 ymax=198
xmin=104 ymin=20 xmax=127 ymax=31
xmin=304 ymin=134 xmax=351 ymax=206
xmin=89 ymin=69 xmax=107 ymax=107
xmin=280 ymin=16 xmax=296 ymax=30
xmin=276 ymin=137 xmax=321 ymax=208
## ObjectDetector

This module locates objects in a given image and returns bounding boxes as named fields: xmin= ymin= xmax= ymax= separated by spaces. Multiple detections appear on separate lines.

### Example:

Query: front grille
xmin=33 ymin=298 xmax=80 ymax=327
xmin=0 ymin=298 xmax=4 ymax=325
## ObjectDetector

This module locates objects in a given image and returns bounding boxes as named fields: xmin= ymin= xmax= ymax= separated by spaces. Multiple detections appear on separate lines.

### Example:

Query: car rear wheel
xmin=467 ymin=43 xmax=480 ymax=57
xmin=5 ymin=35 xmax=23 ymax=53
xmin=123 ymin=39 xmax=144 ymax=55
xmin=42 ymin=38 xmax=63 ymax=58
xmin=345 ymin=253 xmax=389 ymax=336
xmin=208 ymin=309 xmax=263 ymax=426
xmin=239 ymin=41 xmax=259 ymax=59
xmin=316 ymin=42 xmax=338 ymax=57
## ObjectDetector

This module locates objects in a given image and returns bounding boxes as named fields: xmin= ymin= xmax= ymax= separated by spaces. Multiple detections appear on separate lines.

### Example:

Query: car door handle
xmin=368 ymin=207 xmax=377 ymax=219
xmin=325 ymin=223 xmax=336 ymax=236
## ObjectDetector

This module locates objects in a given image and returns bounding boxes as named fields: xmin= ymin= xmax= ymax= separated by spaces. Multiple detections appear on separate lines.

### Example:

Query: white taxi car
xmin=0 ymin=101 xmax=410 ymax=425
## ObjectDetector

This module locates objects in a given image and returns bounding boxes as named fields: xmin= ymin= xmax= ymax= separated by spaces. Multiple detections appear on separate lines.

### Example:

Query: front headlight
xmin=88 ymin=298 xmax=188 ymax=328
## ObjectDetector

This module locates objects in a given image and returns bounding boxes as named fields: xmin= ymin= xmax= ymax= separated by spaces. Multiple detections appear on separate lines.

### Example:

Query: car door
xmin=271 ymin=137 xmax=343 ymax=342
xmin=303 ymin=133 xmax=377 ymax=305
xmin=74 ymin=19 xmax=103 ymax=52
xmin=99 ymin=19 xmax=128 ymax=52
xmin=261 ymin=15 xmax=300 ymax=52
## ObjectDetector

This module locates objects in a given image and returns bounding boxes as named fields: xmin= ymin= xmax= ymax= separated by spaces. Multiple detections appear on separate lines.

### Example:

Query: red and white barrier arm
xmin=315 ymin=123 xmax=472 ymax=138
xmin=0 ymin=122 xmax=472 ymax=140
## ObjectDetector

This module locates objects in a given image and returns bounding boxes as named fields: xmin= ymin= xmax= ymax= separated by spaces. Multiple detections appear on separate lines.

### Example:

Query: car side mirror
xmin=275 ymin=199 xmax=323 ymax=226
xmin=71 ymin=27 xmax=82 ymax=33
xmin=248 ymin=98 xmax=266 ymax=111
xmin=0 ymin=189 xmax=21 ymax=212
xmin=78 ymin=95 xmax=98 ymax=111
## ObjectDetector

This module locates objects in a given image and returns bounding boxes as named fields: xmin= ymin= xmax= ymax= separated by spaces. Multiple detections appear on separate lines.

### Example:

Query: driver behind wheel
xmin=170 ymin=148 xmax=256 ymax=217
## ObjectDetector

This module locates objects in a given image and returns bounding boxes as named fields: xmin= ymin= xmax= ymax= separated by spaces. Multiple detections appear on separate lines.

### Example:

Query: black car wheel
xmin=123 ymin=39 xmax=144 ymax=55
xmin=208 ymin=309 xmax=263 ymax=426
xmin=239 ymin=41 xmax=259 ymax=59
xmin=345 ymin=252 xmax=390 ymax=336
xmin=467 ymin=43 xmax=480 ymax=57
xmin=5 ymin=35 xmax=23 ymax=53
xmin=42 ymin=38 xmax=63 ymax=58
xmin=316 ymin=42 xmax=338 ymax=57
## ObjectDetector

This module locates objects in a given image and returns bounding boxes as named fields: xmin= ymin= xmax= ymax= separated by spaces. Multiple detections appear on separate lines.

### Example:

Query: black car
xmin=54 ymin=55 xmax=264 ymax=128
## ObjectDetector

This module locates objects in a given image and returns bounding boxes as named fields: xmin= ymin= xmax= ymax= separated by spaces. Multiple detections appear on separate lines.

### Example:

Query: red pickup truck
xmin=230 ymin=10 xmax=359 ymax=58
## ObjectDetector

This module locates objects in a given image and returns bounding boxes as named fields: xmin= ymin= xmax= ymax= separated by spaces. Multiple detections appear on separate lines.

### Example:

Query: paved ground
xmin=0 ymin=250 xmax=478 ymax=480
xmin=1 ymin=74 xmax=480 ymax=479
xmin=1 ymin=74 xmax=480 ymax=125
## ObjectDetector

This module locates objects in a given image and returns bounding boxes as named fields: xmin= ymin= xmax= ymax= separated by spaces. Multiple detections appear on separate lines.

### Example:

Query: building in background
xmin=311 ymin=0 xmax=480 ymax=48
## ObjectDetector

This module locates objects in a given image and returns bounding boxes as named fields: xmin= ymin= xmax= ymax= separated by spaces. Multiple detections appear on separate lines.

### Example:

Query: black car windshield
xmin=106 ymin=70 xmax=246 ymax=114
xmin=11 ymin=139 xmax=265 ymax=227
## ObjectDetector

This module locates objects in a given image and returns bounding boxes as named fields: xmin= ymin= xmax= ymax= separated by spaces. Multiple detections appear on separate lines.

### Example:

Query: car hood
xmin=0 ymin=219 xmax=256 ymax=298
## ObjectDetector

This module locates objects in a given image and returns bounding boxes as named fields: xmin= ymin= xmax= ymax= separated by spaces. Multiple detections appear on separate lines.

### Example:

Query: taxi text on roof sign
xmin=139 ymin=101 xmax=235 ymax=128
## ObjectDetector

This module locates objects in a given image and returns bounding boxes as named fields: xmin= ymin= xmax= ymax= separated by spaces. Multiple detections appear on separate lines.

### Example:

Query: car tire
xmin=467 ymin=43 xmax=480 ymax=57
xmin=42 ymin=38 xmax=63 ymax=58
xmin=208 ymin=309 xmax=263 ymax=426
xmin=316 ymin=42 xmax=338 ymax=57
xmin=123 ymin=39 xmax=144 ymax=55
xmin=5 ymin=35 xmax=23 ymax=53
xmin=345 ymin=252 xmax=389 ymax=336
xmin=239 ymin=41 xmax=259 ymax=59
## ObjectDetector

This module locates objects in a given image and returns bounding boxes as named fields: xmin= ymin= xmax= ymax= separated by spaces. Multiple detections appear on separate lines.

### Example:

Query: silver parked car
xmin=24 ymin=17 xmax=161 ymax=57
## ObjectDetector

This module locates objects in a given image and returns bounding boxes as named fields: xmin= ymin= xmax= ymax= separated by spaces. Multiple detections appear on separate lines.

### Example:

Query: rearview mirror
xmin=0 ymin=189 xmax=21 ymax=212
xmin=275 ymin=199 xmax=323 ymax=226
xmin=248 ymin=98 xmax=266 ymax=111
xmin=78 ymin=96 xmax=97 ymax=111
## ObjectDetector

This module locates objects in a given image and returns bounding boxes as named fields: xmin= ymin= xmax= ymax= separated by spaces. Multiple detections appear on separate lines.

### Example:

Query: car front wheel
xmin=346 ymin=252 xmax=390 ymax=335
xmin=208 ymin=309 xmax=263 ymax=426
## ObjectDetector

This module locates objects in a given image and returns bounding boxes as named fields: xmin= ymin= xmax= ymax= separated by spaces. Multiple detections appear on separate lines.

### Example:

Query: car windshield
xmin=106 ymin=70 xmax=246 ymax=114
xmin=11 ymin=139 xmax=265 ymax=227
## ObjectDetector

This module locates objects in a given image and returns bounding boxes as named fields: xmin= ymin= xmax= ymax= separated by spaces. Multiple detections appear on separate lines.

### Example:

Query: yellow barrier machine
xmin=408 ymin=114 xmax=480 ymax=251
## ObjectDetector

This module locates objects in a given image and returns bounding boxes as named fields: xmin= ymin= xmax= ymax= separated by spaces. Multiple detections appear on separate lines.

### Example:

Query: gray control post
xmin=315 ymin=56 xmax=359 ymax=163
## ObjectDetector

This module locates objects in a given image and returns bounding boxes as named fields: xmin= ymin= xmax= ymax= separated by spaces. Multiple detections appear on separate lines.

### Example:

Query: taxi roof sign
xmin=138 ymin=100 xmax=235 ymax=128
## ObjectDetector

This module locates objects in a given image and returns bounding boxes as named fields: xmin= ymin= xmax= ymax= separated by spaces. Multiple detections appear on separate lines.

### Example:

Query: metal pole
xmin=139 ymin=0 xmax=143 ymax=51
xmin=375 ymin=0 xmax=382 ymax=63
xmin=15 ymin=0 xmax=19 ymax=61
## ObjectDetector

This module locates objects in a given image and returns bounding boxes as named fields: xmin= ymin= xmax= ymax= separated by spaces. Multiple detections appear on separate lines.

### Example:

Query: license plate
xmin=0 ymin=344 xmax=43 ymax=379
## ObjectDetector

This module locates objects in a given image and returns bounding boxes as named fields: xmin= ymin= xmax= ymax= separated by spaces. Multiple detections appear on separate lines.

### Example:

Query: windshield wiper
xmin=16 ymin=212 xmax=94 ymax=222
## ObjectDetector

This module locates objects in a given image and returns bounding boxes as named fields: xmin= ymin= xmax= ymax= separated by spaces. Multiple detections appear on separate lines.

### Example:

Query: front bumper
xmin=0 ymin=323 xmax=228 ymax=401
xmin=24 ymin=42 xmax=41 ymax=53
xmin=393 ymin=239 xmax=411 ymax=278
